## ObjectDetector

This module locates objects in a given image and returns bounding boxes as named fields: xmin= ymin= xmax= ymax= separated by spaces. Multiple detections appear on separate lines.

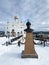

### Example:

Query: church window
xmin=7 ymin=27 xmax=8 ymax=29
xmin=12 ymin=25 xmax=14 ymax=27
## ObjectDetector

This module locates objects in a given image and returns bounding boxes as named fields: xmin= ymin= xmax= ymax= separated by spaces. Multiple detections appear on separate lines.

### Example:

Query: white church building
xmin=5 ymin=16 xmax=26 ymax=37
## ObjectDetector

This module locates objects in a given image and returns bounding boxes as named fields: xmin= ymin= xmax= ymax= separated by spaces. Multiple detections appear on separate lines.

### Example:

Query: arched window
xmin=7 ymin=27 xmax=8 ymax=29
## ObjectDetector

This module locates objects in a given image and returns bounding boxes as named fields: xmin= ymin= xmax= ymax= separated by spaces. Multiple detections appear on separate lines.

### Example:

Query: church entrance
xmin=11 ymin=29 xmax=15 ymax=37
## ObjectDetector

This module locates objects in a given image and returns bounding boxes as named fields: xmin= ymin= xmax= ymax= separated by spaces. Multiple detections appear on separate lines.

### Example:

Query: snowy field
xmin=0 ymin=37 xmax=49 ymax=65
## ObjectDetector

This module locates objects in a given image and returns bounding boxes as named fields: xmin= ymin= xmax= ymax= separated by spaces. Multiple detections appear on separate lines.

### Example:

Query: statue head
xmin=24 ymin=21 xmax=33 ymax=32
xmin=26 ymin=21 xmax=31 ymax=29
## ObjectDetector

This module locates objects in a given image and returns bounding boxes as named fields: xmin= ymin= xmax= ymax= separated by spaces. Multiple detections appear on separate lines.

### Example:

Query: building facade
xmin=5 ymin=16 xmax=26 ymax=37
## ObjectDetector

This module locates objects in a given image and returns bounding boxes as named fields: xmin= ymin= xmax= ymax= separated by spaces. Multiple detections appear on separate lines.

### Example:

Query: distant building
xmin=5 ymin=16 xmax=26 ymax=36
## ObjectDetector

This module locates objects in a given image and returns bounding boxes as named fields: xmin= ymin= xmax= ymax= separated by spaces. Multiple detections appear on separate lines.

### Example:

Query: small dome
xmin=14 ymin=16 xmax=18 ymax=19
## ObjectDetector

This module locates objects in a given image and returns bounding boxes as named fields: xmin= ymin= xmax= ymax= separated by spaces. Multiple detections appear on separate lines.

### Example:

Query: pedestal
xmin=21 ymin=33 xmax=38 ymax=58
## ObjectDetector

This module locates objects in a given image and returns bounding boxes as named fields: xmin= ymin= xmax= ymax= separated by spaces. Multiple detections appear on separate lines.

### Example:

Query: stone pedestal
xmin=21 ymin=33 xmax=38 ymax=58
xmin=21 ymin=21 xmax=38 ymax=58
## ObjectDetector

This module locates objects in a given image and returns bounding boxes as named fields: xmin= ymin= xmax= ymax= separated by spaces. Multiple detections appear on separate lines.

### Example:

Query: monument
xmin=21 ymin=21 xmax=38 ymax=58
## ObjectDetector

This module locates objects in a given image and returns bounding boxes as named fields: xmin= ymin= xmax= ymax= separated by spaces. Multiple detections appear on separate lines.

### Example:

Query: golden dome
xmin=14 ymin=16 xmax=18 ymax=19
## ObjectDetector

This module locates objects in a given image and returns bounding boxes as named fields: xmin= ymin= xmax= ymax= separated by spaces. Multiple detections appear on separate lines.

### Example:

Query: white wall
xmin=5 ymin=20 xmax=26 ymax=36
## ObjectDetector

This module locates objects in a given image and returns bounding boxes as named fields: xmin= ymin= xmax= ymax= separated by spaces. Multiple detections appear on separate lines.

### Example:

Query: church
xmin=5 ymin=16 xmax=26 ymax=37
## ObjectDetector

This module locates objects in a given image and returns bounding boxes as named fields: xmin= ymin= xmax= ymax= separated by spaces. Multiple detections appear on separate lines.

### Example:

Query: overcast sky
xmin=0 ymin=0 xmax=49 ymax=31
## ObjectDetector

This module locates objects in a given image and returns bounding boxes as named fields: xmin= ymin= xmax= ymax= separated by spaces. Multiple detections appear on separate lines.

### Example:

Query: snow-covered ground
xmin=0 ymin=37 xmax=49 ymax=65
